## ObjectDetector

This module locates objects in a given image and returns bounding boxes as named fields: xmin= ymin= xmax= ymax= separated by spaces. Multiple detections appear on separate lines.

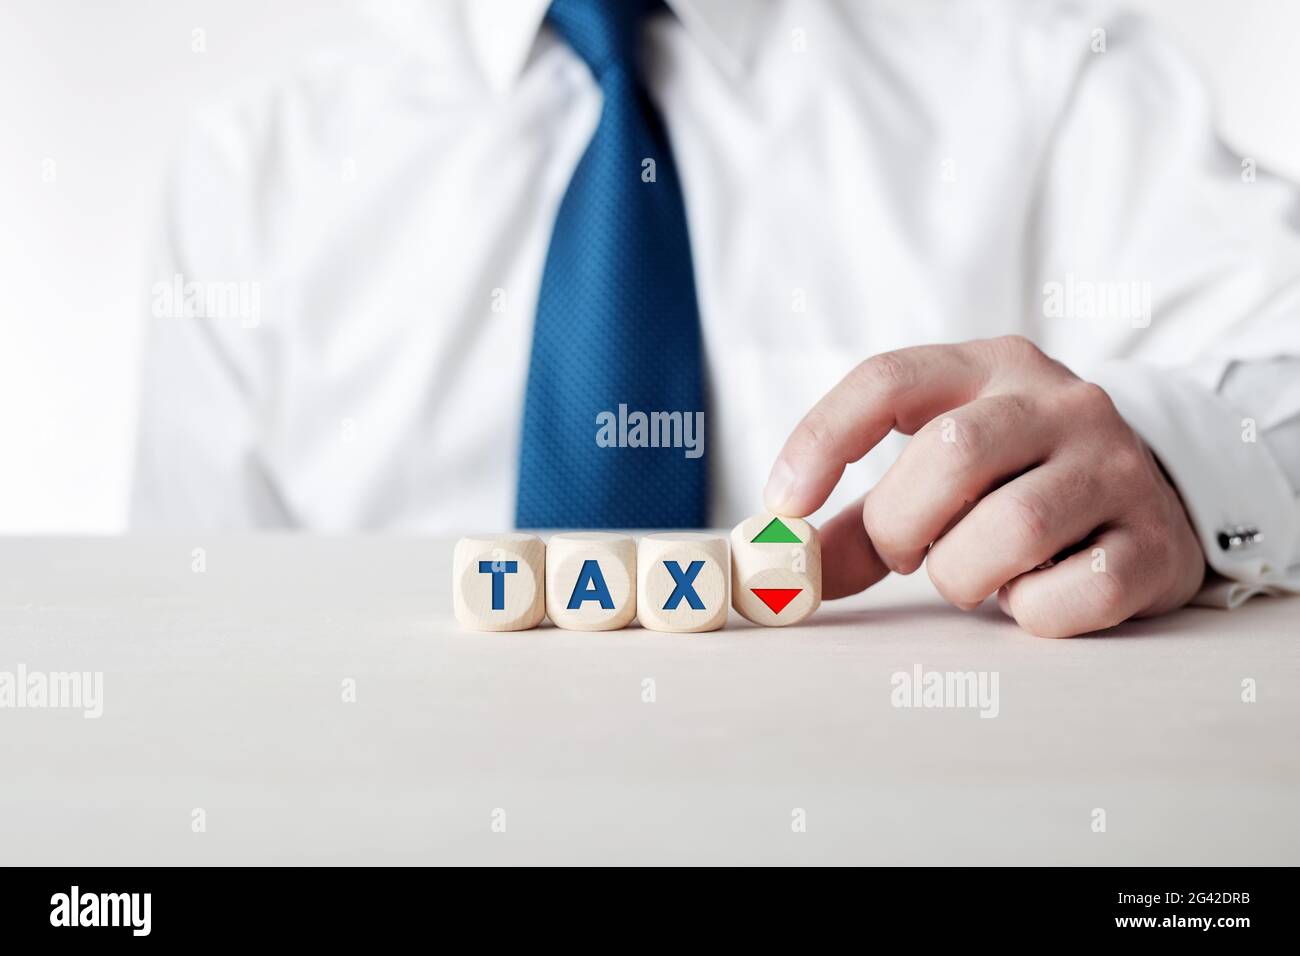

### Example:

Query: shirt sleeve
xmin=129 ymin=111 xmax=293 ymax=530
xmin=1090 ymin=360 xmax=1300 ymax=607
xmin=1030 ymin=7 xmax=1300 ymax=607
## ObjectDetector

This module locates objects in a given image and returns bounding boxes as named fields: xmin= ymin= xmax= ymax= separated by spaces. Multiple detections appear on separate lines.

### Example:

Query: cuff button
xmin=1217 ymin=525 xmax=1262 ymax=551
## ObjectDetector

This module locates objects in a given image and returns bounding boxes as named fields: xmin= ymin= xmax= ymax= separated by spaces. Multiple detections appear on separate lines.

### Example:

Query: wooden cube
xmin=545 ymin=532 xmax=637 ymax=631
xmin=636 ymin=533 xmax=729 ymax=632
xmin=453 ymin=533 xmax=546 ymax=631
xmin=730 ymin=514 xmax=821 ymax=626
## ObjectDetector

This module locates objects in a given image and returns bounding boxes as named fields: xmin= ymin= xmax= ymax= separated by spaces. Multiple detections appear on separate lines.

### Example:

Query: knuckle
xmin=992 ymin=333 xmax=1045 ymax=365
xmin=1069 ymin=381 xmax=1120 ymax=421
xmin=994 ymin=390 xmax=1035 ymax=421
xmin=1001 ymin=486 xmax=1054 ymax=551
xmin=1076 ymin=380 xmax=1116 ymax=410
xmin=1051 ymin=458 xmax=1100 ymax=507
xmin=797 ymin=406 xmax=839 ymax=456
xmin=855 ymin=352 xmax=913 ymax=395
xmin=950 ymin=392 xmax=1033 ymax=462
xmin=1077 ymin=460 xmax=1107 ymax=502
xmin=941 ymin=411 xmax=992 ymax=468
xmin=1107 ymin=443 xmax=1149 ymax=482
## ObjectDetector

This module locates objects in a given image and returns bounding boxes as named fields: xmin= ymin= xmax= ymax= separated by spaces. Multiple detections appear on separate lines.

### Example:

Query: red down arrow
xmin=751 ymin=588 xmax=802 ymax=614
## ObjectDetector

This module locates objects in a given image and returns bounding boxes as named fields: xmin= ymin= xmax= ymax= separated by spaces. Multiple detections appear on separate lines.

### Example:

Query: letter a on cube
xmin=453 ymin=533 xmax=546 ymax=631
xmin=637 ymin=533 xmax=729 ymax=632
xmin=730 ymin=514 xmax=821 ymax=626
xmin=546 ymin=532 xmax=637 ymax=631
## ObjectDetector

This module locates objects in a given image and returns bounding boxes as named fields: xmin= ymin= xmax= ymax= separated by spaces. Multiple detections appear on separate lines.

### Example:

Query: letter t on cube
xmin=453 ymin=533 xmax=546 ymax=631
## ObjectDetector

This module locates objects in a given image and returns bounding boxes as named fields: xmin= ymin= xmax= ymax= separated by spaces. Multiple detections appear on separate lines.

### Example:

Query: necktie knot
xmin=547 ymin=0 xmax=658 ymax=80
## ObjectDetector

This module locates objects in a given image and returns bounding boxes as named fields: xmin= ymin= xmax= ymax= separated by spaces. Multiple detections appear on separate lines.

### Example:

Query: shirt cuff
xmin=1089 ymin=360 xmax=1300 ymax=608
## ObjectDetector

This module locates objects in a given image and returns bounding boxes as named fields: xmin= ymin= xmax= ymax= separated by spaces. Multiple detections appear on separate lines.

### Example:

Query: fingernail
xmin=763 ymin=458 xmax=797 ymax=513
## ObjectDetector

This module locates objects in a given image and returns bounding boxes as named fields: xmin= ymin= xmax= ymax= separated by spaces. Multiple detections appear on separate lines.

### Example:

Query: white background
xmin=2 ymin=0 xmax=1298 ymax=533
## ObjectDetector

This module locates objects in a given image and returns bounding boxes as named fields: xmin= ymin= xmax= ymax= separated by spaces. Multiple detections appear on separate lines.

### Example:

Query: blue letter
xmin=568 ymin=559 xmax=615 ymax=609
xmin=478 ymin=560 xmax=518 ymax=610
xmin=663 ymin=560 xmax=705 ymax=610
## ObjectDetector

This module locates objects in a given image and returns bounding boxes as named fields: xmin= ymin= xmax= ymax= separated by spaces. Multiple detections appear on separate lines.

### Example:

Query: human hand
xmin=763 ymin=336 xmax=1206 ymax=637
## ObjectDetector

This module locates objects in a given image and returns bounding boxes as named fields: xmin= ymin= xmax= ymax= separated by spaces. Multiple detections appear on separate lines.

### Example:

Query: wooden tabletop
xmin=1 ymin=536 xmax=1296 ymax=865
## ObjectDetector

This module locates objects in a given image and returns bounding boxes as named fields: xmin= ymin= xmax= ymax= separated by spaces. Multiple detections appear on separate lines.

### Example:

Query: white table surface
xmin=1 ymin=536 xmax=1296 ymax=866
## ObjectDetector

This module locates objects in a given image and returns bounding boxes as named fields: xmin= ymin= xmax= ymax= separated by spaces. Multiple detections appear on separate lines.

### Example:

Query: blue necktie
xmin=515 ymin=0 xmax=708 ymax=529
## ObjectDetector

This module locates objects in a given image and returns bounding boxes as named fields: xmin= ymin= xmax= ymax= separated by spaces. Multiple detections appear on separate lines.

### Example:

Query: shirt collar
xmin=464 ymin=0 xmax=761 ymax=94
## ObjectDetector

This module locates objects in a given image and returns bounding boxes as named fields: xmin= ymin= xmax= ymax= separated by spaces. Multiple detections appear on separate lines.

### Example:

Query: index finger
xmin=763 ymin=344 xmax=988 ymax=517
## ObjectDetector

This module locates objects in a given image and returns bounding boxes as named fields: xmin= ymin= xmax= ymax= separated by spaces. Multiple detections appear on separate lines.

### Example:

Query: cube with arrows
xmin=729 ymin=514 xmax=822 ymax=627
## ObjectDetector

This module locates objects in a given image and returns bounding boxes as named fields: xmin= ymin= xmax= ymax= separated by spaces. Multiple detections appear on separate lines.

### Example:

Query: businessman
xmin=133 ymin=0 xmax=1300 ymax=635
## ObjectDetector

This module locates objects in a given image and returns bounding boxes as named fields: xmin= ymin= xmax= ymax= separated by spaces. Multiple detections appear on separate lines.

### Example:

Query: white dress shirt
xmin=132 ymin=0 xmax=1300 ymax=607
